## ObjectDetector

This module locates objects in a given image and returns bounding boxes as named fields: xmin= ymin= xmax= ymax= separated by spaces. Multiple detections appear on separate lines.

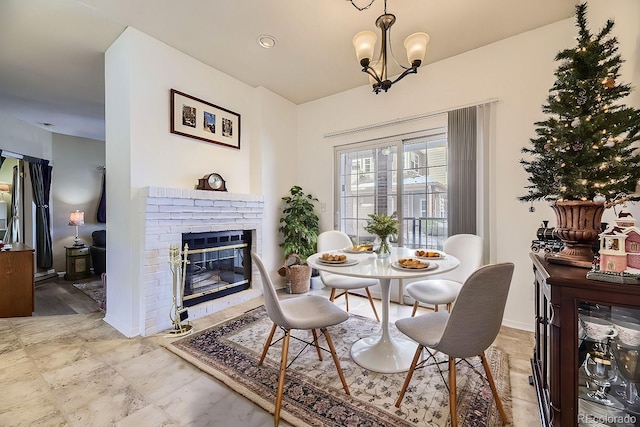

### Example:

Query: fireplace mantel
xmin=141 ymin=186 xmax=264 ymax=336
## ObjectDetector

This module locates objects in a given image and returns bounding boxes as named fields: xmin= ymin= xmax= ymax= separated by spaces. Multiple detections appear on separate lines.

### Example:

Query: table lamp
xmin=68 ymin=210 xmax=85 ymax=246
xmin=0 ymin=182 xmax=9 ymax=201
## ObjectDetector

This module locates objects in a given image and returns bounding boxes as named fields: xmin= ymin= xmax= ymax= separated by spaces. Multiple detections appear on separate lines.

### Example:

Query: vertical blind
xmin=447 ymin=106 xmax=477 ymax=235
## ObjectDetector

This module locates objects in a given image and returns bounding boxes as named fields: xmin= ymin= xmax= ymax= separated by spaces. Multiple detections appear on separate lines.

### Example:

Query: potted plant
xmin=519 ymin=3 xmax=640 ymax=267
xmin=364 ymin=213 xmax=398 ymax=258
xmin=279 ymin=185 xmax=320 ymax=292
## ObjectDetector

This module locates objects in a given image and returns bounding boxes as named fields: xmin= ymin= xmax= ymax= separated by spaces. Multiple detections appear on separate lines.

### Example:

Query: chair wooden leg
xmin=410 ymin=301 xmax=419 ymax=317
xmin=311 ymin=329 xmax=323 ymax=361
xmin=481 ymin=352 xmax=508 ymax=425
xmin=344 ymin=291 xmax=350 ymax=312
xmin=434 ymin=304 xmax=439 ymax=312
xmin=449 ymin=356 xmax=458 ymax=427
xmin=329 ymin=288 xmax=337 ymax=302
xmin=321 ymin=328 xmax=350 ymax=395
xmin=259 ymin=323 xmax=277 ymax=365
xmin=446 ymin=303 xmax=453 ymax=312
xmin=395 ymin=344 xmax=424 ymax=407
xmin=274 ymin=330 xmax=291 ymax=426
xmin=364 ymin=287 xmax=380 ymax=322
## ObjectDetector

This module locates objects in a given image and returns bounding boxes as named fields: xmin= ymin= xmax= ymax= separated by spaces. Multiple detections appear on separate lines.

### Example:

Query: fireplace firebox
xmin=181 ymin=230 xmax=251 ymax=307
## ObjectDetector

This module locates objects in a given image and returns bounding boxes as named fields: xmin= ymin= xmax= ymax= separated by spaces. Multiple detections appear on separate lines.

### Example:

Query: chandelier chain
xmin=348 ymin=0 xmax=376 ymax=11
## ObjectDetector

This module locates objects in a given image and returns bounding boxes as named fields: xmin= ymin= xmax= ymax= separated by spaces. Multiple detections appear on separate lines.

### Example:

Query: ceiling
xmin=0 ymin=0 xmax=577 ymax=142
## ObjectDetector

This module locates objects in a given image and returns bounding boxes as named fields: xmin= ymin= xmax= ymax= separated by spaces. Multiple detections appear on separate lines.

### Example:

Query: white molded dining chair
xmin=395 ymin=262 xmax=515 ymax=427
xmin=317 ymin=230 xmax=380 ymax=321
xmin=251 ymin=252 xmax=350 ymax=426
xmin=405 ymin=234 xmax=483 ymax=316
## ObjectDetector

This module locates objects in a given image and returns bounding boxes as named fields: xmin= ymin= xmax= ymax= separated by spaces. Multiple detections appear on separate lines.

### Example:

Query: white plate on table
xmin=317 ymin=258 xmax=360 ymax=267
xmin=414 ymin=249 xmax=446 ymax=260
xmin=391 ymin=259 xmax=438 ymax=271
xmin=342 ymin=246 xmax=374 ymax=254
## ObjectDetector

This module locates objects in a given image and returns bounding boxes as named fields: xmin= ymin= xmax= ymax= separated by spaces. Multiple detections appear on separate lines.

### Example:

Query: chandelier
xmin=349 ymin=0 xmax=429 ymax=93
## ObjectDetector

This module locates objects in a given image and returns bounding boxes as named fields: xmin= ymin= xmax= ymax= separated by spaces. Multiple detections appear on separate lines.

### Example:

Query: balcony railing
xmin=401 ymin=216 xmax=448 ymax=249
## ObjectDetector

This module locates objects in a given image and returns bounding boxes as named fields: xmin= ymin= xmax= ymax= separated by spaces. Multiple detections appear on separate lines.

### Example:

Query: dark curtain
xmin=27 ymin=159 xmax=53 ymax=268
xmin=4 ymin=165 xmax=21 ymax=243
xmin=447 ymin=106 xmax=477 ymax=235
xmin=97 ymin=169 xmax=106 ymax=223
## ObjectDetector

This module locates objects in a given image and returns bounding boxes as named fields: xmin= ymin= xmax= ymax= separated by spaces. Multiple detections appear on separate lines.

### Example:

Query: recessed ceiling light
xmin=257 ymin=35 xmax=277 ymax=49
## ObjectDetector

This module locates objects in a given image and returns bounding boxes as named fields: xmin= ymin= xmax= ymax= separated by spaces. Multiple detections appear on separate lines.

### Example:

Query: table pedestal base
xmin=351 ymin=335 xmax=421 ymax=373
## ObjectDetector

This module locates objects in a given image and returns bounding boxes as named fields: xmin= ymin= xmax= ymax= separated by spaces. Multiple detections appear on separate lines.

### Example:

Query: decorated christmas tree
xmin=519 ymin=2 xmax=640 ymax=204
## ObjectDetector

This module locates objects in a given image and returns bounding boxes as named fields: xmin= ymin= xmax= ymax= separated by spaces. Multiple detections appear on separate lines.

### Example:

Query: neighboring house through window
xmin=332 ymin=103 xmax=494 ymax=253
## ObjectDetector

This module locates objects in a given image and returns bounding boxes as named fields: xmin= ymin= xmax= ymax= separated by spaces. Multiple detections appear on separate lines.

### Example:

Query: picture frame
xmin=170 ymin=89 xmax=241 ymax=150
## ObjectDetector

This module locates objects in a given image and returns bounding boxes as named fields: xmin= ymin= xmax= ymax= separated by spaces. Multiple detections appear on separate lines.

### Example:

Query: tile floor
xmin=0 ymin=288 xmax=540 ymax=426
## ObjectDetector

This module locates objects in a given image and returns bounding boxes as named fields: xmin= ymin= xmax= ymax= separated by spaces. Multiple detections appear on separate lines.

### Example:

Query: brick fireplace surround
xmin=142 ymin=187 xmax=264 ymax=336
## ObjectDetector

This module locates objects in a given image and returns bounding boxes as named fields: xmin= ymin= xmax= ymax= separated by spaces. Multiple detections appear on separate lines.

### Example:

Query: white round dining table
xmin=307 ymin=246 xmax=460 ymax=373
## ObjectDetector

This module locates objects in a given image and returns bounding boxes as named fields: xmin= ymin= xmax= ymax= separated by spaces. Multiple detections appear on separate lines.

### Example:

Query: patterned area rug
xmin=72 ymin=279 xmax=105 ymax=309
xmin=167 ymin=306 xmax=511 ymax=427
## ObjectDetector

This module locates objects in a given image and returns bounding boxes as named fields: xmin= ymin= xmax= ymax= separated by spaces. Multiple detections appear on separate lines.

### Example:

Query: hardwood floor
xmin=33 ymin=276 xmax=102 ymax=316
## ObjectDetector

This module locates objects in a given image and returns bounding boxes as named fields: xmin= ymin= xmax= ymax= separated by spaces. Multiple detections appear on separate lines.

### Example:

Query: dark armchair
xmin=90 ymin=230 xmax=106 ymax=276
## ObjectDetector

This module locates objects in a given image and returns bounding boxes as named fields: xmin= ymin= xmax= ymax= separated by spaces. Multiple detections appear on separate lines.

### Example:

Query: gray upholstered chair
xmin=405 ymin=233 xmax=483 ymax=316
xmin=251 ymin=252 xmax=350 ymax=426
xmin=395 ymin=262 xmax=514 ymax=427
xmin=317 ymin=230 xmax=380 ymax=321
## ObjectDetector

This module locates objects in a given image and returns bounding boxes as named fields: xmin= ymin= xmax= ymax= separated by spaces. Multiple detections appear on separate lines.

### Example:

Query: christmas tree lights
xmin=519 ymin=3 xmax=640 ymax=204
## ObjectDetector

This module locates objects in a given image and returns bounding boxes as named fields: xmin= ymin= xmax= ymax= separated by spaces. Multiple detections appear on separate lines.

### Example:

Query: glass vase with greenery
xmin=364 ymin=213 xmax=398 ymax=258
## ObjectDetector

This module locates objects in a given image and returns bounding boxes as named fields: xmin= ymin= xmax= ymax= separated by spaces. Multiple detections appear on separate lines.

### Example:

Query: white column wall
xmin=105 ymin=27 xmax=297 ymax=336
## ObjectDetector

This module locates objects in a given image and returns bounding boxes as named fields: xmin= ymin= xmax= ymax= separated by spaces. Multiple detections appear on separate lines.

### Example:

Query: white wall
xmin=51 ymin=134 xmax=105 ymax=272
xmin=0 ymin=113 xmax=53 ymax=161
xmin=296 ymin=1 xmax=640 ymax=330
xmin=253 ymin=87 xmax=299 ymax=285
xmin=105 ymin=28 xmax=298 ymax=336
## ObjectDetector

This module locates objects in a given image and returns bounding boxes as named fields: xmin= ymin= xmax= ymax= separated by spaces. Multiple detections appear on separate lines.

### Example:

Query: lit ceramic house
xmin=624 ymin=226 xmax=640 ymax=269
xmin=599 ymin=226 xmax=628 ymax=273
xmin=598 ymin=211 xmax=640 ymax=274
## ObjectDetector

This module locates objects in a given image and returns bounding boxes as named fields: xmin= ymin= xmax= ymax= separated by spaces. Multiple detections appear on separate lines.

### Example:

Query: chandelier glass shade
xmin=351 ymin=1 xmax=429 ymax=93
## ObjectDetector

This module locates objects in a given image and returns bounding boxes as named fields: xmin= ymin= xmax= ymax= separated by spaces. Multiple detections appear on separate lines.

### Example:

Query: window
xmin=335 ymin=131 xmax=448 ymax=250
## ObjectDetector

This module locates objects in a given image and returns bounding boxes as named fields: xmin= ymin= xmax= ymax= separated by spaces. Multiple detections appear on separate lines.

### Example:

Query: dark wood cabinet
xmin=0 ymin=244 xmax=35 ymax=317
xmin=531 ymin=253 xmax=640 ymax=426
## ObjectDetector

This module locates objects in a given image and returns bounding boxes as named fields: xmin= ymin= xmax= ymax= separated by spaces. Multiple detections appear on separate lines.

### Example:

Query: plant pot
xmin=547 ymin=200 xmax=605 ymax=268
xmin=287 ymin=264 xmax=311 ymax=294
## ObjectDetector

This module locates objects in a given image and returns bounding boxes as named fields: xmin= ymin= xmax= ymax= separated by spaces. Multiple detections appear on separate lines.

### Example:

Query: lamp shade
xmin=404 ymin=32 xmax=430 ymax=64
xmin=69 ymin=210 xmax=85 ymax=226
xmin=352 ymin=30 xmax=377 ymax=63
xmin=0 ymin=182 xmax=10 ymax=193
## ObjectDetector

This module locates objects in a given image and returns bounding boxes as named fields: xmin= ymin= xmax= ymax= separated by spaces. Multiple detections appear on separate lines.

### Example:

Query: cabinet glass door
xmin=578 ymin=302 xmax=640 ymax=426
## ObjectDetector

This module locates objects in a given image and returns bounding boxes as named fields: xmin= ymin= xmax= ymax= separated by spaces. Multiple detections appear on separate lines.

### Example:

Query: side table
xmin=64 ymin=245 xmax=91 ymax=280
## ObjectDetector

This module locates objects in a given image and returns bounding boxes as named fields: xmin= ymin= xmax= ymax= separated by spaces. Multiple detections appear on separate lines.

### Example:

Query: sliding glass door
xmin=335 ymin=131 xmax=448 ymax=250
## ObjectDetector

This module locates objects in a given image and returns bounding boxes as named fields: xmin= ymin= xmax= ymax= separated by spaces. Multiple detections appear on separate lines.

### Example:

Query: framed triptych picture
xmin=170 ymin=89 xmax=241 ymax=150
